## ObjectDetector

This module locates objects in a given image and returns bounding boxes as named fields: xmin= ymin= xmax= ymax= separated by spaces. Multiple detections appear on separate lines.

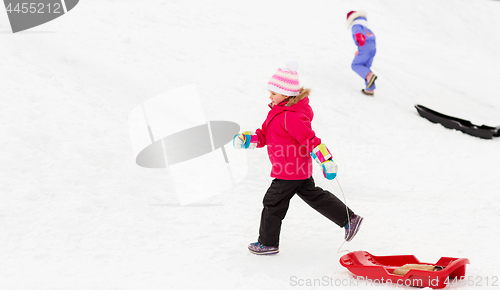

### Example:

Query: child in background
xmin=347 ymin=10 xmax=377 ymax=96
xmin=233 ymin=61 xmax=363 ymax=255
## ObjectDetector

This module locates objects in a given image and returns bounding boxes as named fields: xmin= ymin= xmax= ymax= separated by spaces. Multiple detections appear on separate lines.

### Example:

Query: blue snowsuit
xmin=351 ymin=17 xmax=376 ymax=90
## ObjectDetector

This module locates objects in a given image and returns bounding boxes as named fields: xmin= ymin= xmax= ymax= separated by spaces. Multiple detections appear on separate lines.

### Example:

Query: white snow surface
xmin=1 ymin=0 xmax=500 ymax=289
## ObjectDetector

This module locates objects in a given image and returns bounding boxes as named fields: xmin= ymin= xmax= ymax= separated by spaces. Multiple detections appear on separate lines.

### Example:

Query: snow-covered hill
xmin=1 ymin=0 xmax=499 ymax=289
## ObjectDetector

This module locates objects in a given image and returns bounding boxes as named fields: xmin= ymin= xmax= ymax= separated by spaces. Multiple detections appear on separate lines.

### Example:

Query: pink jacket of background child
xmin=255 ymin=95 xmax=322 ymax=180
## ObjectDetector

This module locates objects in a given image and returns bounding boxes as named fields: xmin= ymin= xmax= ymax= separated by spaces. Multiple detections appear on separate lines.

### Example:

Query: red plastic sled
xmin=340 ymin=251 xmax=470 ymax=289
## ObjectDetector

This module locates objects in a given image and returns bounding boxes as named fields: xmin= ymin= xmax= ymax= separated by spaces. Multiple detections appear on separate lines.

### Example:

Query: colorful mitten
xmin=355 ymin=33 xmax=366 ymax=46
xmin=233 ymin=131 xmax=258 ymax=149
xmin=311 ymin=143 xmax=338 ymax=180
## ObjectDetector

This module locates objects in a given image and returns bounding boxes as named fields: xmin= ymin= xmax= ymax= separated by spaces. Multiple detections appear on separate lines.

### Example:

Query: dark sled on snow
xmin=415 ymin=105 xmax=500 ymax=139
xmin=340 ymin=251 xmax=470 ymax=289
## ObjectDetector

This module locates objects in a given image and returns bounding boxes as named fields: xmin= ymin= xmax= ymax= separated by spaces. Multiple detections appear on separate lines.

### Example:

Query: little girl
xmin=347 ymin=10 xmax=377 ymax=96
xmin=233 ymin=61 xmax=363 ymax=255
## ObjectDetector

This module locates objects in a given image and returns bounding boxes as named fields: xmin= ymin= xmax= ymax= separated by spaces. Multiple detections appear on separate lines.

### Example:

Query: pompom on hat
xmin=346 ymin=10 xmax=367 ymax=28
xmin=267 ymin=60 xmax=300 ymax=97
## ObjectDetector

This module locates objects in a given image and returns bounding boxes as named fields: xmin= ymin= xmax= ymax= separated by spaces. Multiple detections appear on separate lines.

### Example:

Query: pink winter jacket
xmin=255 ymin=96 xmax=322 ymax=180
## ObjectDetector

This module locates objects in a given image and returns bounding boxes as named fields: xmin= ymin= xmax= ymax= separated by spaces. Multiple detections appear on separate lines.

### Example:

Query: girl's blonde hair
xmin=287 ymin=87 xmax=311 ymax=106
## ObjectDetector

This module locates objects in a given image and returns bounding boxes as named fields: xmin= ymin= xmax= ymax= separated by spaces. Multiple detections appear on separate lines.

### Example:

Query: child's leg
xmin=351 ymin=53 xmax=372 ymax=80
xmin=296 ymin=177 xmax=354 ymax=227
xmin=365 ymin=49 xmax=376 ymax=69
xmin=365 ymin=49 xmax=377 ymax=90
xmin=258 ymin=179 xmax=303 ymax=247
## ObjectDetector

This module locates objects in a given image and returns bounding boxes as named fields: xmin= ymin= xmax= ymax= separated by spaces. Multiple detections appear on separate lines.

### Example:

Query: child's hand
xmin=311 ymin=144 xmax=338 ymax=180
xmin=355 ymin=33 xmax=366 ymax=46
xmin=355 ymin=51 xmax=359 ymax=55
xmin=321 ymin=160 xmax=338 ymax=180
xmin=233 ymin=134 xmax=245 ymax=149
xmin=233 ymin=131 xmax=258 ymax=149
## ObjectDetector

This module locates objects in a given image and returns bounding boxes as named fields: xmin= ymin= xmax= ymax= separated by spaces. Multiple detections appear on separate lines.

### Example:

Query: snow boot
xmin=366 ymin=73 xmax=377 ymax=88
xmin=248 ymin=242 xmax=279 ymax=255
xmin=344 ymin=214 xmax=363 ymax=242
xmin=361 ymin=89 xmax=374 ymax=96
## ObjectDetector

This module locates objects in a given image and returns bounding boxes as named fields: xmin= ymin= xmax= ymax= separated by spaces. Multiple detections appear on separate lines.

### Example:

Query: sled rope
xmin=372 ymin=66 xmax=417 ymax=105
xmin=336 ymin=178 xmax=351 ymax=254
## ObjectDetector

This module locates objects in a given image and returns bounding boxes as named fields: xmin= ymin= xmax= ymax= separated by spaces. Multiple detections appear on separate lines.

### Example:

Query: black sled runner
xmin=415 ymin=105 xmax=500 ymax=139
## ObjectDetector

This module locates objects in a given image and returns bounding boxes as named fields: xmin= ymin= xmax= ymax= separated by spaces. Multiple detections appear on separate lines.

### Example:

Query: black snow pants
xmin=258 ymin=176 xmax=354 ymax=247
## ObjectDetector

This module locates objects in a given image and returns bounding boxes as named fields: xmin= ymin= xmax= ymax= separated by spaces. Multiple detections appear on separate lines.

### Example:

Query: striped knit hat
xmin=267 ymin=60 xmax=300 ymax=97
